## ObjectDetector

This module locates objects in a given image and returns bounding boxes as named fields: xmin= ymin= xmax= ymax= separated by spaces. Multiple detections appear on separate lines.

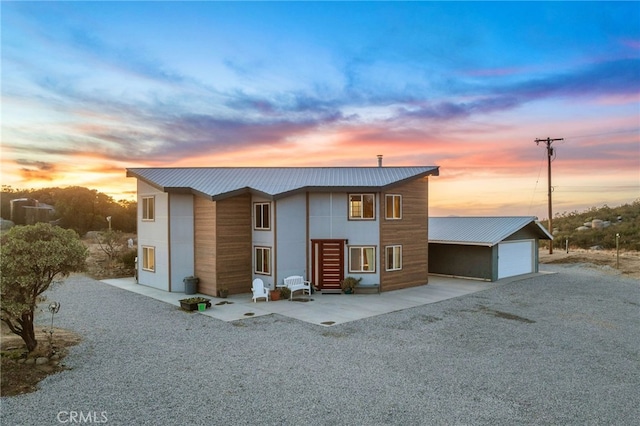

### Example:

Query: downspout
xmin=379 ymin=190 xmax=383 ymax=292
xmin=306 ymin=192 xmax=310 ymax=281
xmin=167 ymin=193 xmax=172 ymax=292
xmin=273 ymin=200 xmax=277 ymax=290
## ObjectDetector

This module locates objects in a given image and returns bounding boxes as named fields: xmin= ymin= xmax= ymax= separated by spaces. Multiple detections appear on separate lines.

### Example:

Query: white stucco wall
xmin=137 ymin=181 xmax=169 ymax=291
xmin=252 ymin=196 xmax=275 ymax=289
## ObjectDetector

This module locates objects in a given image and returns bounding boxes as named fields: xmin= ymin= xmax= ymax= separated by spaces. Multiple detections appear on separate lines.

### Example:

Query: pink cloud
xmin=621 ymin=38 xmax=640 ymax=50
xmin=463 ymin=67 xmax=526 ymax=77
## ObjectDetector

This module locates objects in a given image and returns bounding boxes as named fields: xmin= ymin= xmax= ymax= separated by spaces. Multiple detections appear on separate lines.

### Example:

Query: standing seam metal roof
xmin=428 ymin=216 xmax=553 ymax=246
xmin=126 ymin=167 xmax=439 ymax=200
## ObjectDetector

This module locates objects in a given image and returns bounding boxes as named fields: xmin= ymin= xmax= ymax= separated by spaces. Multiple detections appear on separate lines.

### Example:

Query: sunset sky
xmin=2 ymin=2 xmax=639 ymax=218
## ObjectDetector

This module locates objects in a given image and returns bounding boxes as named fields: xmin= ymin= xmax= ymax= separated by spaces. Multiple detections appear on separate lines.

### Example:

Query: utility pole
xmin=535 ymin=137 xmax=563 ymax=254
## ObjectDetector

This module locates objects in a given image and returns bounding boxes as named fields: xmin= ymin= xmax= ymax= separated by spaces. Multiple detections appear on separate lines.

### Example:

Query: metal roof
xmin=126 ymin=166 xmax=439 ymax=200
xmin=429 ymin=216 xmax=553 ymax=246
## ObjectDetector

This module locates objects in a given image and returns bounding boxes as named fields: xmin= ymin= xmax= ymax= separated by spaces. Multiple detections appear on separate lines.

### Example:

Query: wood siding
xmin=194 ymin=194 xmax=252 ymax=297
xmin=216 ymin=194 xmax=252 ymax=295
xmin=380 ymin=177 xmax=430 ymax=291
xmin=194 ymin=197 xmax=217 ymax=295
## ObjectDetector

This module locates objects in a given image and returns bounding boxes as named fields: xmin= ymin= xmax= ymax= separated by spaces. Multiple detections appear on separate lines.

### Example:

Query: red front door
xmin=311 ymin=239 xmax=345 ymax=292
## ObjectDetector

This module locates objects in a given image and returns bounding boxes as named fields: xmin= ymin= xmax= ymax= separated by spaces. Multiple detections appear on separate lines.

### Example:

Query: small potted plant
xmin=218 ymin=286 xmax=229 ymax=298
xmin=279 ymin=286 xmax=291 ymax=300
xmin=341 ymin=276 xmax=362 ymax=294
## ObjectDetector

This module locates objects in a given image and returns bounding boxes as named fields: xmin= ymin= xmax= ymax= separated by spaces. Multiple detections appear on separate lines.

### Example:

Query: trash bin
xmin=183 ymin=276 xmax=199 ymax=295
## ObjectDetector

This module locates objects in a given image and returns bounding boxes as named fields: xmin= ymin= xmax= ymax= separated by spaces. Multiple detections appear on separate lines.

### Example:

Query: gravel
xmin=1 ymin=265 xmax=638 ymax=425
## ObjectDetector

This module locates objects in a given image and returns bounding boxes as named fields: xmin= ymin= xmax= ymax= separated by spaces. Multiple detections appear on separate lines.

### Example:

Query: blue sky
xmin=2 ymin=1 xmax=639 ymax=217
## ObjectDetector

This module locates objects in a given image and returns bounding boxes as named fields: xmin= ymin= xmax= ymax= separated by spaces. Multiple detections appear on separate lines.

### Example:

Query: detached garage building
xmin=428 ymin=217 xmax=553 ymax=281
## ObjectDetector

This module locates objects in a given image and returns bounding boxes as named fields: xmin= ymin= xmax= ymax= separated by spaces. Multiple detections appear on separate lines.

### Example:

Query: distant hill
xmin=549 ymin=200 xmax=639 ymax=251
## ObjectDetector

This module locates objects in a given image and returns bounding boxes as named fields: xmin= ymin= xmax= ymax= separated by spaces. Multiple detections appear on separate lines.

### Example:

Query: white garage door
xmin=498 ymin=240 xmax=534 ymax=279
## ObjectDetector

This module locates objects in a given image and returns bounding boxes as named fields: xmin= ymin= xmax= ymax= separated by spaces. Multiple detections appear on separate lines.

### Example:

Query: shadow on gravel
xmin=477 ymin=305 xmax=536 ymax=323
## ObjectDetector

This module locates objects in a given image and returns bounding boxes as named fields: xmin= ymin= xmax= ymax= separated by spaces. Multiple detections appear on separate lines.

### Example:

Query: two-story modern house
xmin=126 ymin=166 xmax=439 ymax=296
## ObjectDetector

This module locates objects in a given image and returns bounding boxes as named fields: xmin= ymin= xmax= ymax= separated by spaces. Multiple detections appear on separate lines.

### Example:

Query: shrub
xmin=120 ymin=249 xmax=137 ymax=268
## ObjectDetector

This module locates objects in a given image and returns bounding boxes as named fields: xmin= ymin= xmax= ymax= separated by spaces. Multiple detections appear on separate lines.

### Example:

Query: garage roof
xmin=127 ymin=166 xmax=439 ymax=200
xmin=429 ymin=216 xmax=553 ymax=247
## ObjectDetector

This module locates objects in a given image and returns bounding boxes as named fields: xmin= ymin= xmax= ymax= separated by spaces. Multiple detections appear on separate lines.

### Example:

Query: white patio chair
xmin=251 ymin=278 xmax=269 ymax=303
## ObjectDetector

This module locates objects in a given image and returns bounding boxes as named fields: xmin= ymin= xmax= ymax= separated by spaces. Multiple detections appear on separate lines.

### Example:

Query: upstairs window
xmin=385 ymin=194 xmax=402 ymax=220
xmin=254 ymin=202 xmax=270 ymax=230
xmin=349 ymin=194 xmax=375 ymax=220
xmin=142 ymin=196 xmax=155 ymax=221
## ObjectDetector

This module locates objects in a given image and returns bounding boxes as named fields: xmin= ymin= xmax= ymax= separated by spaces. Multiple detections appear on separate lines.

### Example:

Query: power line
xmin=535 ymin=137 xmax=563 ymax=254
xmin=563 ymin=128 xmax=638 ymax=140
xmin=527 ymin=146 xmax=548 ymax=216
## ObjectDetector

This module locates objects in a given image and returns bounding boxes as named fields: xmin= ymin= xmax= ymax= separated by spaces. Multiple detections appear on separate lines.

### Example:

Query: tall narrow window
xmin=142 ymin=246 xmax=155 ymax=272
xmin=385 ymin=245 xmax=402 ymax=271
xmin=385 ymin=194 xmax=402 ymax=220
xmin=255 ymin=246 xmax=271 ymax=275
xmin=349 ymin=194 xmax=375 ymax=219
xmin=254 ymin=202 xmax=270 ymax=230
xmin=142 ymin=196 xmax=155 ymax=221
xmin=349 ymin=246 xmax=376 ymax=272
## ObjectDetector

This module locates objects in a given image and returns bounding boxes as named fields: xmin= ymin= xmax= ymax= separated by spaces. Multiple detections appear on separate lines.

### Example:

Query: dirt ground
xmin=539 ymin=248 xmax=640 ymax=279
xmin=83 ymin=233 xmax=136 ymax=280
xmin=1 ymin=322 xmax=82 ymax=396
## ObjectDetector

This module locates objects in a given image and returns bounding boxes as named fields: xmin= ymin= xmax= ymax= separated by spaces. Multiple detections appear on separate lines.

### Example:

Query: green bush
xmin=279 ymin=286 xmax=291 ymax=299
xmin=120 ymin=249 xmax=137 ymax=268
xmin=552 ymin=200 xmax=639 ymax=250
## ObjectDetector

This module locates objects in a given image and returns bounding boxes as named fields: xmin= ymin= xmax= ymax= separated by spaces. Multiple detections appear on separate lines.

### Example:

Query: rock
xmin=35 ymin=357 xmax=49 ymax=365
xmin=24 ymin=358 xmax=35 ymax=365
xmin=50 ymin=354 xmax=60 ymax=360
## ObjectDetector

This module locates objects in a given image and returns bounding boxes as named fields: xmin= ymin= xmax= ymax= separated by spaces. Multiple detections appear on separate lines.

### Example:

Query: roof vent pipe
xmin=377 ymin=154 xmax=383 ymax=167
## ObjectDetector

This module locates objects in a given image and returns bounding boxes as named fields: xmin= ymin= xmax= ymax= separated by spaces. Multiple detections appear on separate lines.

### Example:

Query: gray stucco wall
xmin=169 ymin=193 xmax=195 ymax=292
xmin=275 ymin=193 xmax=307 ymax=286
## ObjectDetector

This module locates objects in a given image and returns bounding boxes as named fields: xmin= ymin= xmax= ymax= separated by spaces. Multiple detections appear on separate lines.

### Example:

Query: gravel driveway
xmin=1 ymin=265 xmax=638 ymax=425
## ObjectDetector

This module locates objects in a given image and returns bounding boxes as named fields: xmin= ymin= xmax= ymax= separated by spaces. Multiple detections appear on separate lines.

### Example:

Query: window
xmin=142 ymin=196 xmax=155 ymax=221
xmin=254 ymin=202 xmax=270 ymax=230
xmin=349 ymin=246 xmax=376 ymax=273
xmin=385 ymin=245 xmax=402 ymax=271
xmin=142 ymin=246 xmax=155 ymax=272
xmin=349 ymin=194 xmax=375 ymax=219
xmin=385 ymin=194 xmax=402 ymax=220
xmin=255 ymin=246 xmax=271 ymax=275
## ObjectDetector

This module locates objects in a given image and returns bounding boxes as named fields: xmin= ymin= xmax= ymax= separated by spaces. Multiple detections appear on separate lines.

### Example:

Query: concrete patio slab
xmin=101 ymin=273 xmax=544 ymax=326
